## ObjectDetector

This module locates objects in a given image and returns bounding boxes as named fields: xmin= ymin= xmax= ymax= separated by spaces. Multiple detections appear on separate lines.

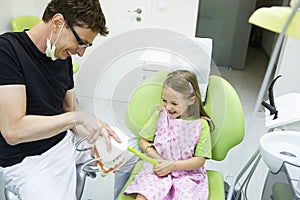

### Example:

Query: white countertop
xmin=265 ymin=93 xmax=300 ymax=129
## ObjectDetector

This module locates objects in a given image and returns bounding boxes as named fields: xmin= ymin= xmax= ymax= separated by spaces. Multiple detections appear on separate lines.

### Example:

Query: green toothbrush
xmin=127 ymin=146 xmax=159 ymax=166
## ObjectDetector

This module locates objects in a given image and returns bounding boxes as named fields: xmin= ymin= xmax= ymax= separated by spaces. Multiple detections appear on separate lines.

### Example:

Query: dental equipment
xmin=227 ymin=1 xmax=300 ymax=199
xmin=75 ymin=127 xmax=159 ymax=177
xmin=261 ymin=75 xmax=281 ymax=120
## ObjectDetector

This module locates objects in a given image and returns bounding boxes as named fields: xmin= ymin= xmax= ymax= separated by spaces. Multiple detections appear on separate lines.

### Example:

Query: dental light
xmin=248 ymin=2 xmax=300 ymax=40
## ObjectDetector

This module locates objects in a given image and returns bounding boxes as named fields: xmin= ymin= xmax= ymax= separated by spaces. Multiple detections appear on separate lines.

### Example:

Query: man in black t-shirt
xmin=0 ymin=0 xmax=121 ymax=199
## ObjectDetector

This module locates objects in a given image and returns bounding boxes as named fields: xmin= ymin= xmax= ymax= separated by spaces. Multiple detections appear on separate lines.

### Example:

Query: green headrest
xmin=125 ymin=71 xmax=169 ymax=136
xmin=11 ymin=15 xmax=41 ymax=32
xmin=204 ymin=76 xmax=244 ymax=161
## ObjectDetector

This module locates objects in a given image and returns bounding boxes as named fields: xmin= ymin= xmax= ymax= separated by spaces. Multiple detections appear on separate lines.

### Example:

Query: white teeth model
xmin=101 ymin=152 xmax=126 ymax=170
xmin=94 ymin=127 xmax=128 ymax=175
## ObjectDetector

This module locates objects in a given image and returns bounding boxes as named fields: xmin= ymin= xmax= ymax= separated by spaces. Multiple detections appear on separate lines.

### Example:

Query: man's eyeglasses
xmin=68 ymin=23 xmax=92 ymax=48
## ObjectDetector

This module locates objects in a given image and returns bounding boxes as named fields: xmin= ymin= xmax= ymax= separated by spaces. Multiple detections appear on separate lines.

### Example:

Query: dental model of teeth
xmin=93 ymin=127 xmax=129 ymax=176
xmin=94 ymin=148 xmax=127 ymax=176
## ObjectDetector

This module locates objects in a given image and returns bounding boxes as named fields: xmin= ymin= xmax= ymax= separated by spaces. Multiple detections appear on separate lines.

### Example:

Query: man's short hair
xmin=42 ymin=0 xmax=108 ymax=36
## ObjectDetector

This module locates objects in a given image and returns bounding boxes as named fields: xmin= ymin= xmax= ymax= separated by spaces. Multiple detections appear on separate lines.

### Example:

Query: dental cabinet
xmin=261 ymin=161 xmax=300 ymax=199
xmin=260 ymin=93 xmax=300 ymax=199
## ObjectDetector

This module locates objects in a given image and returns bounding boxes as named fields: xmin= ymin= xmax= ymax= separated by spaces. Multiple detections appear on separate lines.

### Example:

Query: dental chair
xmin=11 ymin=15 xmax=41 ymax=32
xmin=116 ymin=71 xmax=245 ymax=200
xmin=11 ymin=15 xmax=80 ymax=74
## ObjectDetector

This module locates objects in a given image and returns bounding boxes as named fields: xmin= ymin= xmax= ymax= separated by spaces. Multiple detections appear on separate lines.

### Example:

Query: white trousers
xmin=1 ymin=131 xmax=91 ymax=200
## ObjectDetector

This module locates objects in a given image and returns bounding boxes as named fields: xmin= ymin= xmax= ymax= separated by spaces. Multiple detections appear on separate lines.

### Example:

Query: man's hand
xmin=73 ymin=111 xmax=122 ymax=152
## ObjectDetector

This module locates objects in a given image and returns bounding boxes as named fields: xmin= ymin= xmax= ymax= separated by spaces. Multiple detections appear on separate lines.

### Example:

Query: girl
xmin=124 ymin=70 xmax=213 ymax=200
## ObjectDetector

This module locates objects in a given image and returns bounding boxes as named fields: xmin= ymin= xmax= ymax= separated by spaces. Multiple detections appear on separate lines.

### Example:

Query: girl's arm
xmin=140 ymin=138 xmax=163 ymax=160
xmin=172 ymin=156 xmax=206 ymax=170
xmin=154 ymin=118 xmax=211 ymax=176
xmin=154 ymin=156 xmax=206 ymax=177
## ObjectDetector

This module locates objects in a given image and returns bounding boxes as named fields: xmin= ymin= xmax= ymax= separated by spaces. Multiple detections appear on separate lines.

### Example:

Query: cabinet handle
xmin=128 ymin=8 xmax=142 ymax=14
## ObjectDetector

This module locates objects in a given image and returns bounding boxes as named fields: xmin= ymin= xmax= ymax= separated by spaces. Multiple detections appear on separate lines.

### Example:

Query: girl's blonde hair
xmin=163 ymin=70 xmax=212 ymax=128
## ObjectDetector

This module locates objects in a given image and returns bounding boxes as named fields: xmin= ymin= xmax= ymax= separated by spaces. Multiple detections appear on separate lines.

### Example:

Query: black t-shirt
xmin=0 ymin=32 xmax=74 ymax=167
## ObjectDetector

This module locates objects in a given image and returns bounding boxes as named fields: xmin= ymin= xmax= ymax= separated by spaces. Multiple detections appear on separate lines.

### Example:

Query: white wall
xmin=0 ymin=0 xmax=199 ymax=67
xmin=0 ymin=1 xmax=14 ymax=33
xmin=274 ymin=36 xmax=300 ymax=96
xmin=0 ymin=0 xmax=49 ymax=34
xmin=196 ymin=0 xmax=255 ymax=69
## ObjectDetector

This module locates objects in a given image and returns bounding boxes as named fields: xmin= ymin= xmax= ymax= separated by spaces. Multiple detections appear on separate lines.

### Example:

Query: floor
xmin=0 ymin=46 xmax=284 ymax=200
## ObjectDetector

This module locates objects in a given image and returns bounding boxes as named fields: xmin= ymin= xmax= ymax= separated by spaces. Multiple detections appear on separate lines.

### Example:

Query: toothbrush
xmin=127 ymin=146 xmax=159 ymax=166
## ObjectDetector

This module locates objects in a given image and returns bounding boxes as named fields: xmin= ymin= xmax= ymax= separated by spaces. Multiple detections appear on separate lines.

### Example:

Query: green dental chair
xmin=11 ymin=15 xmax=41 ymax=32
xmin=11 ymin=15 xmax=80 ymax=74
xmin=117 ymin=71 xmax=245 ymax=200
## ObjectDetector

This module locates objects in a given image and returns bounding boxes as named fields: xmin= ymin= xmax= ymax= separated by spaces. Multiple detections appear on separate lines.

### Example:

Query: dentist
xmin=0 ymin=0 xmax=121 ymax=199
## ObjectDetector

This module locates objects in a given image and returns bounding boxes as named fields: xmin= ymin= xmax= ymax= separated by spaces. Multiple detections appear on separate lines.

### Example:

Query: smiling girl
xmin=124 ymin=70 xmax=213 ymax=200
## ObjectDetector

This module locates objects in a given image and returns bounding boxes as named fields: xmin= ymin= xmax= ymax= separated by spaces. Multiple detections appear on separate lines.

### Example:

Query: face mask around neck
xmin=46 ymin=23 xmax=65 ymax=61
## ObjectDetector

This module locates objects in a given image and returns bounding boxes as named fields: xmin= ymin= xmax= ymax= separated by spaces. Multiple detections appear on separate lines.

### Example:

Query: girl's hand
xmin=153 ymin=160 xmax=174 ymax=177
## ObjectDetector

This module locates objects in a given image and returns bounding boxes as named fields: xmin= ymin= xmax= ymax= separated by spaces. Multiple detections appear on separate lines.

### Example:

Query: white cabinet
xmin=84 ymin=0 xmax=200 ymax=61
xmin=101 ymin=0 xmax=199 ymax=37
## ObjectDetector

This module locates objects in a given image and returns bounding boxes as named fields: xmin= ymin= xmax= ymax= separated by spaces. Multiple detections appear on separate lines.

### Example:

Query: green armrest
xmin=206 ymin=170 xmax=225 ymax=199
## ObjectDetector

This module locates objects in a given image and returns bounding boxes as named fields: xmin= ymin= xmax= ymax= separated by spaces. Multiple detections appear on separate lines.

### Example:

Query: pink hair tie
xmin=188 ymin=82 xmax=193 ymax=94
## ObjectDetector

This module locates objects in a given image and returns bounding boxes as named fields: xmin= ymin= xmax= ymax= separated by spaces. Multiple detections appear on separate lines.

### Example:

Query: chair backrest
xmin=11 ymin=15 xmax=41 ymax=32
xmin=203 ymin=75 xmax=244 ymax=161
xmin=126 ymin=71 xmax=245 ymax=161
xmin=125 ymin=71 xmax=168 ymax=136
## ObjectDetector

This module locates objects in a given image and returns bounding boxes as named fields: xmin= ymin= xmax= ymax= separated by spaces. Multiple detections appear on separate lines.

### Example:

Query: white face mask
xmin=46 ymin=23 xmax=65 ymax=61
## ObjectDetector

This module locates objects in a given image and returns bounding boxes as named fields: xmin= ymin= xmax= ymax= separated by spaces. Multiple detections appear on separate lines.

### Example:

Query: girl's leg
xmin=136 ymin=193 xmax=147 ymax=200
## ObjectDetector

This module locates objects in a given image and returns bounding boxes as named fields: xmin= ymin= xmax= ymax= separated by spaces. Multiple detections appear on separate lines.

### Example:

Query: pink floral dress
xmin=124 ymin=109 xmax=209 ymax=200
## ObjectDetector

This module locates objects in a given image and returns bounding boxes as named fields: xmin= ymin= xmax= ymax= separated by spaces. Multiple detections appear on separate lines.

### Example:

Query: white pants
xmin=1 ymin=131 xmax=91 ymax=200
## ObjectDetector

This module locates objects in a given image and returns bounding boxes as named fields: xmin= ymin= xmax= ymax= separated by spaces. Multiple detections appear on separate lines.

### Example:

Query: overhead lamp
xmin=246 ymin=0 xmax=300 ymax=131
xmin=249 ymin=4 xmax=300 ymax=39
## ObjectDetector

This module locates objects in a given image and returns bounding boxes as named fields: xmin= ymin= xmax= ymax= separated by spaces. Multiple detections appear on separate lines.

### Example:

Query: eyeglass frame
xmin=67 ymin=22 xmax=93 ymax=48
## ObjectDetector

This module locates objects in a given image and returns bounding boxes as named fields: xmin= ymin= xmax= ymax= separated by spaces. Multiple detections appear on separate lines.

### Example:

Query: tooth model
xmin=93 ymin=127 xmax=128 ymax=175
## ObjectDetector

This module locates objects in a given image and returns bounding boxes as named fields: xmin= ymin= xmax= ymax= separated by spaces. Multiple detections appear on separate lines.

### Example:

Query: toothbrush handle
xmin=127 ymin=146 xmax=159 ymax=166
